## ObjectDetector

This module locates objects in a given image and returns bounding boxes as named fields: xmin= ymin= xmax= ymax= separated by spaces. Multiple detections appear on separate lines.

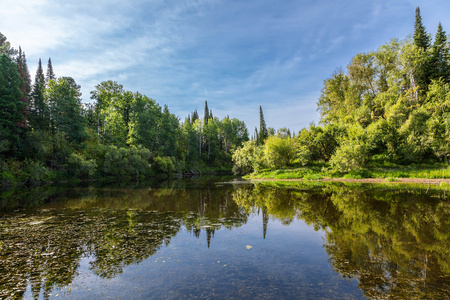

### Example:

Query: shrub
xmin=152 ymin=156 xmax=176 ymax=175
xmin=264 ymin=136 xmax=297 ymax=169
xmin=126 ymin=146 xmax=152 ymax=178
xmin=66 ymin=153 xmax=97 ymax=179
xmin=330 ymin=141 xmax=368 ymax=173
xmin=232 ymin=140 xmax=258 ymax=175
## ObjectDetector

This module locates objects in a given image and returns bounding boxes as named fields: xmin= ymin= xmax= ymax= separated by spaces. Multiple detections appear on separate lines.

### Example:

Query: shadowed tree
xmin=0 ymin=54 xmax=26 ymax=158
xmin=30 ymin=59 xmax=49 ymax=131
xmin=16 ymin=47 xmax=31 ymax=127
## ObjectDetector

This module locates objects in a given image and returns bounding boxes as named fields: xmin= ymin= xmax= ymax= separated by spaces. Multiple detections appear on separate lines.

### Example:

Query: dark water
xmin=1 ymin=179 xmax=449 ymax=299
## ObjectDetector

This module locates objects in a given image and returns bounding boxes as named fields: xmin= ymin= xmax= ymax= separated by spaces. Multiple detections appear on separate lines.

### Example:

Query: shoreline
xmin=248 ymin=177 xmax=450 ymax=185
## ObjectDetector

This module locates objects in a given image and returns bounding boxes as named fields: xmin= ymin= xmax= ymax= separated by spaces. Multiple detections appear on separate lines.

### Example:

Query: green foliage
xmin=303 ymin=172 xmax=323 ymax=180
xmin=152 ymin=156 xmax=176 ymax=175
xmin=329 ymin=140 xmax=367 ymax=173
xmin=263 ymin=135 xmax=297 ymax=169
xmin=413 ymin=7 xmax=431 ymax=50
xmin=0 ymin=54 xmax=26 ymax=158
xmin=232 ymin=140 xmax=258 ymax=175
xmin=46 ymin=77 xmax=87 ymax=151
xmin=258 ymin=106 xmax=268 ymax=144
xmin=66 ymin=153 xmax=97 ymax=179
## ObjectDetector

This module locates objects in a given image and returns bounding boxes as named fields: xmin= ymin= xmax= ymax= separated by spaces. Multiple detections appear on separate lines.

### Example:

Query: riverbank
xmin=249 ymin=177 xmax=450 ymax=185
xmin=245 ymin=164 xmax=450 ymax=185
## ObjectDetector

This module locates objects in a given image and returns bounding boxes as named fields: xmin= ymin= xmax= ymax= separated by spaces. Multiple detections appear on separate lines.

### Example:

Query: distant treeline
xmin=0 ymin=33 xmax=248 ymax=188
xmin=233 ymin=7 xmax=450 ymax=174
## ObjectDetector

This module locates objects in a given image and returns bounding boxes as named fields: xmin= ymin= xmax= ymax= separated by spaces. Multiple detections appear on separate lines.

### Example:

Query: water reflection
xmin=0 ymin=180 xmax=449 ymax=299
xmin=0 ymin=180 xmax=248 ymax=299
xmin=232 ymin=182 xmax=450 ymax=299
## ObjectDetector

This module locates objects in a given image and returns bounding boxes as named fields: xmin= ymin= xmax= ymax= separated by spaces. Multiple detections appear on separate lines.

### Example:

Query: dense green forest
xmin=233 ymin=8 xmax=450 ymax=175
xmin=0 ymin=33 xmax=249 ymax=188
xmin=2 ymin=7 xmax=450 ymax=187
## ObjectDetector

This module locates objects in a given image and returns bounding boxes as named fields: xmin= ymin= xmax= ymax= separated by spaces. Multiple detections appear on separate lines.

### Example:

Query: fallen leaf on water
xmin=246 ymin=245 xmax=252 ymax=249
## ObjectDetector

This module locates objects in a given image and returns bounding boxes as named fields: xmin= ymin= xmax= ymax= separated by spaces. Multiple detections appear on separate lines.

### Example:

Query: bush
xmin=99 ymin=145 xmax=128 ymax=177
xmin=329 ymin=141 xmax=368 ymax=173
xmin=22 ymin=159 xmax=54 ymax=186
xmin=264 ymin=136 xmax=297 ymax=169
xmin=152 ymin=156 xmax=176 ymax=175
xmin=66 ymin=153 xmax=97 ymax=179
xmin=126 ymin=146 xmax=152 ymax=178
xmin=232 ymin=140 xmax=258 ymax=175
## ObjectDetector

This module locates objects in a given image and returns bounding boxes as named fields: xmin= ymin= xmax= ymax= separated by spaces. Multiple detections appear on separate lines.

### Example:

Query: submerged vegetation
xmin=1 ymin=180 xmax=449 ymax=298
xmin=233 ymin=8 xmax=450 ymax=178
xmin=232 ymin=182 xmax=450 ymax=299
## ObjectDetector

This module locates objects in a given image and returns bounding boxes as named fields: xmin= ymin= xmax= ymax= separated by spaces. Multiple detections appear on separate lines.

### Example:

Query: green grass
xmin=246 ymin=163 xmax=450 ymax=181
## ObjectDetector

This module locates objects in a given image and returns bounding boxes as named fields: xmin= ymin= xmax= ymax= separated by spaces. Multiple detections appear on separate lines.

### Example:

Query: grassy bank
xmin=245 ymin=163 xmax=450 ymax=181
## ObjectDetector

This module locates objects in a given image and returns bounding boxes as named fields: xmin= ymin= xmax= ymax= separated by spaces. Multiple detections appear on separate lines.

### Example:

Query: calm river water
xmin=1 ymin=179 xmax=449 ymax=299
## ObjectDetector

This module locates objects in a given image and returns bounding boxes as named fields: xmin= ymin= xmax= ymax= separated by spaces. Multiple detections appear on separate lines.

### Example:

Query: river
xmin=1 ymin=179 xmax=449 ymax=299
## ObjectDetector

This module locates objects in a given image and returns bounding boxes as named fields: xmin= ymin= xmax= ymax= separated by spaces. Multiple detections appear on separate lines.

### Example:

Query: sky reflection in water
xmin=1 ymin=180 xmax=449 ymax=299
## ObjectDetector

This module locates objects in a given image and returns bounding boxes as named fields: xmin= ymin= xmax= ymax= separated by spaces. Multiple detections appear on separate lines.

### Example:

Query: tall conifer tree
xmin=258 ymin=106 xmax=268 ymax=144
xmin=30 ymin=59 xmax=48 ymax=131
xmin=204 ymin=101 xmax=209 ymax=125
xmin=0 ymin=54 xmax=26 ymax=157
xmin=191 ymin=110 xmax=199 ymax=123
xmin=16 ymin=47 xmax=31 ymax=127
xmin=46 ymin=58 xmax=55 ymax=85
xmin=413 ymin=7 xmax=430 ymax=50
xmin=431 ymin=22 xmax=450 ymax=82
xmin=411 ymin=7 xmax=432 ymax=95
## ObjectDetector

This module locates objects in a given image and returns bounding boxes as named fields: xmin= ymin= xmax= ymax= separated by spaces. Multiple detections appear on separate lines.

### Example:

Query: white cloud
xmin=3 ymin=0 xmax=450 ymax=133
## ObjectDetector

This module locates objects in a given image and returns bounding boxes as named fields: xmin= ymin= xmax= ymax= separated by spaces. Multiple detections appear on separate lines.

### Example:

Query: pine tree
xmin=30 ymin=59 xmax=48 ymax=131
xmin=430 ymin=22 xmax=450 ymax=82
xmin=204 ymin=101 xmax=209 ymax=125
xmin=45 ymin=58 xmax=55 ymax=85
xmin=413 ymin=7 xmax=430 ymax=50
xmin=258 ymin=106 xmax=268 ymax=144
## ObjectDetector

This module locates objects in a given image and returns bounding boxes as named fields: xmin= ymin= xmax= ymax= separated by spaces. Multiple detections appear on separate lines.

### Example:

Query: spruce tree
xmin=30 ymin=59 xmax=48 ymax=131
xmin=16 ymin=47 xmax=31 ymax=127
xmin=413 ymin=7 xmax=430 ymax=50
xmin=258 ymin=106 xmax=268 ymax=144
xmin=412 ymin=7 xmax=432 ymax=95
xmin=46 ymin=58 xmax=55 ymax=85
xmin=431 ymin=22 xmax=450 ymax=82
xmin=0 ymin=54 xmax=26 ymax=158
xmin=204 ymin=101 xmax=209 ymax=125
xmin=192 ymin=109 xmax=199 ymax=123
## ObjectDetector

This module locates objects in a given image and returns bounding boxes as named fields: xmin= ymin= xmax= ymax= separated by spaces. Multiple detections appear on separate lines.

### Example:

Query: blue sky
xmin=1 ymin=0 xmax=450 ymax=133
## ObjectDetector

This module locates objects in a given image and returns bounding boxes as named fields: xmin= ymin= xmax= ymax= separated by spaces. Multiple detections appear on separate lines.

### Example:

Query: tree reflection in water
xmin=0 ymin=180 xmax=247 ymax=299
xmin=232 ymin=182 xmax=450 ymax=299
xmin=1 ymin=180 xmax=449 ymax=299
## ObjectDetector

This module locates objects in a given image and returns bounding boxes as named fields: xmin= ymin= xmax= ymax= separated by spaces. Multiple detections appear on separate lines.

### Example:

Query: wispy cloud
xmin=2 ymin=0 xmax=450 ymax=132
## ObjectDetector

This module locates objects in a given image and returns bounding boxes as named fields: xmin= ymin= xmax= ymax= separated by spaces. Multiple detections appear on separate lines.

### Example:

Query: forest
xmin=0 ymin=33 xmax=249 ymax=188
xmin=233 ymin=8 xmax=450 ymax=176
xmin=2 ymin=7 xmax=450 ymax=188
